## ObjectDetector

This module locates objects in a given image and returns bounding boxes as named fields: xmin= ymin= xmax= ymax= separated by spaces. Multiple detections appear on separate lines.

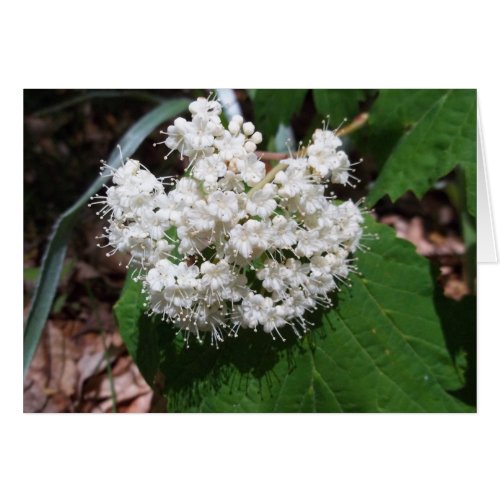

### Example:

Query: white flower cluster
xmin=92 ymin=96 xmax=364 ymax=346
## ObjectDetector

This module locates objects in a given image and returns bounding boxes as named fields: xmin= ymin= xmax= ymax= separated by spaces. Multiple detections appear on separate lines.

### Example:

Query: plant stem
xmin=336 ymin=113 xmax=369 ymax=137
xmin=255 ymin=151 xmax=289 ymax=161
xmin=249 ymin=113 xmax=370 ymax=197
xmin=248 ymin=162 xmax=288 ymax=196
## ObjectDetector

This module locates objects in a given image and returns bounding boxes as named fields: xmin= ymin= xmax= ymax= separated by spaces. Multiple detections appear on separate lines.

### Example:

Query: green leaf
xmin=115 ymin=216 xmax=475 ymax=412
xmin=361 ymin=89 xmax=448 ymax=169
xmin=370 ymin=89 xmax=449 ymax=130
xmin=23 ymin=98 xmax=190 ymax=377
xmin=366 ymin=90 xmax=476 ymax=215
xmin=464 ymin=158 xmax=477 ymax=218
xmin=113 ymin=273 xmax=160 ymax=386
xmin=252 ymin=89 xmax=307 ymax=143
xmin=313 ymin=89 xmax=365 ymax=122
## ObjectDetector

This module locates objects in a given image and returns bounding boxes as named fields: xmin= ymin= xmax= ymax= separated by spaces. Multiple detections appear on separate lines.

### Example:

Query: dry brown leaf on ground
xmin=121 ymin=391 xmax=154 ymax=413
xmin=24 ymin=316 xmax=154 ymax=413
xmin=81 ymin=356 xmax=153 ymax=413
xmin=24 ymin=320 xmax=81 ymax=412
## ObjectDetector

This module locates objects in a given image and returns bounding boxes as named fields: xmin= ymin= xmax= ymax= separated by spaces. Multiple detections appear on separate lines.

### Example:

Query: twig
xmin=249 ymin=113 xmax=369 ymax=196
xmin=336 ymin=112 xmax=369 ymax=137
xmin=255 ymin=112 xmax=369 ymax=162
xmin=255 ymin=151 xmax=289 ymax=161
xmin=248 ymin=163 xmax=288 ymax=196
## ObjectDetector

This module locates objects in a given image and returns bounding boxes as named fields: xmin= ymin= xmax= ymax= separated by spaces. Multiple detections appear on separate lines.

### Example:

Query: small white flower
xmin=193 ymin=154 xmax=227 ymax=185
xmin=148 ymin=261 xmax=201 ymax=309
xmin=165 ymin=117 xmax=193 ymax=156
xmin=184 ymin=115 xmax=222 ymax=156
xmin=309 ymin=255 xmax=330 ymax=277
xmin=305 ymin=272 xmax=336 ymax=296
xmin=283 ymin=290 xmax=315 ymax=317
xmin=177 ymin=225 xmax=212 ymax=256
xmin=274 ymin=162 xmax=310 ymax=198
xmin=330 ymin=150 xmax=351 ymax=185
xmin=146 ymin=259 xmax=177 ymax=292
xmin=217 ymin=170 xmax=245 ymax=193
xmin=239 ymin=293 xmax=273 ymax=330
xmin=112 ymin=159 xmax=141 ymax=185
xmin=297 ymin=183 xmax=328 ymax=215
xmin=200 ymin=260 xmax=232 ymax=292
xmin=166 ymin=114 xmax=224 ymax=160
xmin=260 ymin=305 xmax=288 ymax=335
xmin=135 ymin=169 xmax=163 ymax=193
xmin=283 ymin=258 xmax=311 ymax=288
xmin=295 ymin=229 xmax=325 ymax=257
xmin=223 ymin=272 xmax=248 ymax=302
xmin=169 ymin=177 xmax=201 ymax=207
xmin=228 ymin=219 xmax=270 ymax=259
xmin=257 ymin=260 xmax=291 ymax=293
xmin=309 ymin=129 xmax=342 ymax=152
xmin=206 ymin=190 xmax=240 ymax=223
xmin=237 ymin=153 xmax=266 ymax=187
xmin=188 ymin=97 xmax=222 ymax=119
xmin=188 ymin=200 xmax=216 ymax=232
xmin=269 ymin=215 xmax=298 ymax=249
xmin=246 ymin=184 xmax=277 ymax=218
xmin=148 ymin=239 xmax=175 ymax=265
xmin=138 ymin=208 xmax=170 ymax=240
xmin=214 ymin=130 xmax=246 ymax=162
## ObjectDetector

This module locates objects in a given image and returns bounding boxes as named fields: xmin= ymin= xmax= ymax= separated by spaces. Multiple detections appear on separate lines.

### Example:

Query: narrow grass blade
xmin=23 ymin=98 xmax=189 ymax=376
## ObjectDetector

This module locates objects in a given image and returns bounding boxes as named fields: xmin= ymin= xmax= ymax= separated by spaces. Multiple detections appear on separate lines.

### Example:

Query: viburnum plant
xmin=23 ymin=89 xmax=476 ymax=412
xmin=91 ymin=96 xmax=365 ymax=346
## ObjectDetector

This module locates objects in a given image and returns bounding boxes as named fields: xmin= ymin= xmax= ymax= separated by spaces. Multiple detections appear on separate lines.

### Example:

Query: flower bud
xmin=250 ymin=131 xmax=263 ymax=144
xmin=244 ymin=141 xmax=257 ymax=153
xmin=243 ymin=122 xmax=255 ymax=136
xmin=228 ymin=120 xmax=240 ymax=135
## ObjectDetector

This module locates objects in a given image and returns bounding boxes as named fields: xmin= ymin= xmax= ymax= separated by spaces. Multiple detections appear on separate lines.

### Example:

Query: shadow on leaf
xmin=431 ymin=263 xmax=477 ymax=408
xmin=150 ymin=309 xmax=326 ymax=412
